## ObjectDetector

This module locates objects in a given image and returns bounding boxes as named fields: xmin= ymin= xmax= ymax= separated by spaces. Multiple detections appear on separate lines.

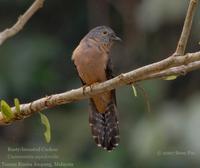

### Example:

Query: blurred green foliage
xmin=0 ymin=0 xmax=200 ymax=167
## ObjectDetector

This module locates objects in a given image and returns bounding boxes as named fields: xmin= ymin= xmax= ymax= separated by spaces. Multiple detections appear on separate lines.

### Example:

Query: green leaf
xmin=14 ymin=98 xmax=20 ymax=113
xmin=131 ymin=85 xmax=138 ymax=97
xmin=1 ymin=100 xmax=14 ymax=120
xmin=162 ymin=75 xmax=178 ymax=80
xmin=135 ymin=84 xmax=151 ymax=113
xmin=39 ymin=113 xmax=51 ymax=143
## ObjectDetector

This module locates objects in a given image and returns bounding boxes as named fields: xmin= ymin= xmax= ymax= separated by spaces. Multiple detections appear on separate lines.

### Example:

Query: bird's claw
xmin=89 ymin=82 xmax=100 ymax=91
xmin=82 ymin=82 xmax=100 ymax=95
xmin=82 ymin=85 xmax=89 ymax=95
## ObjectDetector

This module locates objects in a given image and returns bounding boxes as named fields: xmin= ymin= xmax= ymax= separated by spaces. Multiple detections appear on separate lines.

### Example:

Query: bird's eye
xmin=102 ymin=31 xmax=108 ymax=35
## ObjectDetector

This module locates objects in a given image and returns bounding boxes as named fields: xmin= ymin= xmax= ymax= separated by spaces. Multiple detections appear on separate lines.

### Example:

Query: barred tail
xmin=89 ymin=99 xmax=120 ymax=151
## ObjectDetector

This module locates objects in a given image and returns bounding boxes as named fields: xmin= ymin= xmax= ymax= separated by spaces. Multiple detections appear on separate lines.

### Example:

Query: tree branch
xmin=0 ymin=0 xmax=45 ymax=46
xmin=175 ymin=0 xmax=198 ymax=55
xmin=0 ymin=52 xmax=200 ymax=125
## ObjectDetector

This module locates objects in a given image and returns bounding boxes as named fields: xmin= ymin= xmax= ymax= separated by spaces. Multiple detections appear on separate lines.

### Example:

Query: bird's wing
xmin=105 ymin=58 xmax=117 ymax=105
xmin=105 ymin=58 xmax=114 ymax=79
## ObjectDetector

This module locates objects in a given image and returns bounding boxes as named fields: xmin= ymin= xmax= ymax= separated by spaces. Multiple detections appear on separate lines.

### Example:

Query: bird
xmin=72 ymin=26 xmax=121 ymax=151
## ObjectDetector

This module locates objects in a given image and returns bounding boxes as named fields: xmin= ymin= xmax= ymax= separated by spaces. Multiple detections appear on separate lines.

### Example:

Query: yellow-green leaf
xmin=1 ymin=100 xmax=14 ymax=120
xmin=39 ymin=113 xmax=51 ymax=143
xmin=14 ymin=98 xmax=20 ymax=113
xmin=131 ymin=85 xmax=138 ymax=97
xmin=163 ymin=75 xmax=178 ymax=80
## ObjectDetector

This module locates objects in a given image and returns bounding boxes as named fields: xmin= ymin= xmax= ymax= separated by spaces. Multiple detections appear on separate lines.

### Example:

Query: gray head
xmin=84 ymin=26 xmax=121 ymax=44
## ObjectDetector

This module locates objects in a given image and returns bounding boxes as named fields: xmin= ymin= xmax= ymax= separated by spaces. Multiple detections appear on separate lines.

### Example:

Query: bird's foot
xmin=82 ymin=82 xmax=100 ymax=95
xmin=89 ymin=82 xmax=100 ymax=91
xmin=82 ymin=84 xmax=89 ymax=95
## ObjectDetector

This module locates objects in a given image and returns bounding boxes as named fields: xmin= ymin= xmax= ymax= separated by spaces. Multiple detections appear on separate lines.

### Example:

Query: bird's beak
xmin=111 ymin=34 xmax=122 ymax=42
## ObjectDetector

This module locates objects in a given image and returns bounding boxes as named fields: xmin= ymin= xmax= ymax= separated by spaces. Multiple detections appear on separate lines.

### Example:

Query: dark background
xmin=0 ymin=0 xmax=200 ymax=167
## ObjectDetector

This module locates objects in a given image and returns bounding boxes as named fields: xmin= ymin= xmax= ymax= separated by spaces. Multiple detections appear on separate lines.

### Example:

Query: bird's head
xmin=85 ymin=26 xmax=121 ymax=47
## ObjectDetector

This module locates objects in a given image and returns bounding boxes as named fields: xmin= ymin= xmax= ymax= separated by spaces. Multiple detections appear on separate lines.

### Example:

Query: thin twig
xmin=135 ymin=84 xmax=151 ymax=114
xmin=140 ymin=61 xmax=200 ymax=81
xmin=175 ymin=0 xmax=198 ymax=56
xmin=0 ymin=0 xmax=45 ymax=45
